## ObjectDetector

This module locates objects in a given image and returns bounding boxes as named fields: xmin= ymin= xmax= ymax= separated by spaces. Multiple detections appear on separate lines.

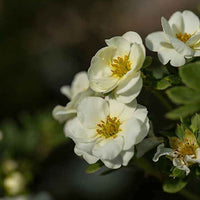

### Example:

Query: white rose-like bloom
xmin=153 ymin=129 xmax=200 ymax=175
xmin=146 ymin=10 xmax=200 ymax=67
xmin=53 ymin=71 xmax=96 ymax=123
xmin=65 ymin=97 xmax=149 ymax=169
xmin=88 ymin=31 xmax=145 ymax=103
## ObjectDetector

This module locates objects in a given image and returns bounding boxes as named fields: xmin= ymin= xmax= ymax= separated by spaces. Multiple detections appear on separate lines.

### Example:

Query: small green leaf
xmin=85 ymin=162 xmax=103 ymax=174
xmin=191 ymin=113 xmax=200 ymax=132
xmin=167 ymin=87 xmax=200 ymax=105
xmin=179 ymin=62 xmax=200 ymax=91
xmin=170 ymin=167 xmax=186 ymax=178
xmin=166 ymin=103 xmax=200 ymax=120
xmin=163 ymin=178 xmax=187 ymax=193
xmin=152 ymin=65 xmax=169 ymax=79
xmin=175 ymin=125 xmax=185 ymax=140
xmin=143 ymin=56 xmax=152 ymax=68
xmin=156 ymin=79 xmax=171 ymax=90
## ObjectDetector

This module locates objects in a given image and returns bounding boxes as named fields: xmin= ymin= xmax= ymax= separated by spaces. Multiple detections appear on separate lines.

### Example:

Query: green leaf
xmin=179 ymin=62 xmax=200 ymax=91
xmin=175 ymin=125 xmax=185 ymax=140
xmin=167 ymin=87 xmax=200 ymax=105
xmin=85 ymin=162 xmax=103 ymax=174
xmin=143 ymin=56 xmax=152 ymax=68
xmin=156 ymin=79 xmax=171 ymax=90
xmin=165 ymin=75 xmax=181 ymax=85
xmin=163 ymin=178 xmax=187 ymax=193
xmin=170 ymin=167 xmax=186 ymax=178
xmin=191 ymin=113 xmax=200 ymax=132
xmin=166 ymin=103 xmax=200 ymax=120
xmin=152 ymin=65 xmax=169 ymax=79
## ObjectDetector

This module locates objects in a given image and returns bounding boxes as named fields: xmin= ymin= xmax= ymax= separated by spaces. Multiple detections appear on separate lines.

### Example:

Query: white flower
xmin=88 ymin=31 xmax=145 ymax=103
xmin=60 ymin=71 xmax=89 ymax=100
xmin=53 ymin=71 xmax=98 ymax=123
xmin=65 ymin=96 xmax=149 ymax=169
xmin=146 ymin=10 xmax=200 ymax=67
xmin=4 ymin=172 xmax=26 ymax=196
xmin=153 ymin=129 xmax=200 ymax=175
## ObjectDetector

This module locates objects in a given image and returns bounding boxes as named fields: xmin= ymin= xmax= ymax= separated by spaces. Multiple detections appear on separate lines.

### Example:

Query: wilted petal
xmin=153 ymin=144 xmax=175 ymax=162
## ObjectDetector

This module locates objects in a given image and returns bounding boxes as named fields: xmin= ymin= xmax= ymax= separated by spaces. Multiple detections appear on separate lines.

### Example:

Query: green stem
xmin=133 ymin=157 xmax=199 ymax=200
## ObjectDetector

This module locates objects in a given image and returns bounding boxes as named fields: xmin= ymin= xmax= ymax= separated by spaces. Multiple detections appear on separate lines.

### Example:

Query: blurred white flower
xmin=146 ymin=10 xmax=200 ymax=67
xmin=88 ymin=31 xmax=145 ymax=103
xmin=153 ymin=129 xmax=200 ymax=175
xmin=65 ymin=96 xmax=149 ymax=169
xmin=4 ymin=172 xmax=26 ymax=196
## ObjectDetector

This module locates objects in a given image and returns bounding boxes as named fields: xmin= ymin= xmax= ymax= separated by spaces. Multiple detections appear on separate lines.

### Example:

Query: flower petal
xmin=167 ymin=35 xmax=194 ymax=56
xmin=71 ymin=71 xmax=89 ymax=99
xmin=105 ymin=36 xmax=130 ymax=55
xmin=136 ymin=137 xmax=164 ymax=158
xmin=120 ymin=147 xmax=135 ymax=166
xmin=52 ymin=105 xmax=76 ymax=123
xmin=145 ymin=31 xmax=169 ymax=52
xmin=168 ymin=11 xmax=184 ymax=35
xmin=182 ymin=10 xmax=200 ymax=34
xmin=173 ymin=158 xmax=190 ymax=175
xmin=64 ymin=117 xmax=96 ymax=142
xmin=122 ymin=31 xmax=143 ymax=44
xmin=122 ymin=118 xmax=143 ymax=150
xmin=60 ymin=86 xmax=71 ymax=100
xmin=101 ymin=156 xmax=122 ymax=169
xmin=88 ymin=51 xmax=119 ymax=93
xmin=161 ymin=17 xmax=173 ymax=36
xmin=77 ymin=97 xmax=109 ymax=129
xmin=116 ymin=100 xmax=137 ymax=121
xmin=92 ymin=136 xmax=123 ymax=160
xmin=115 ymin=73 xmax=142 ymax=103
xmin=74 ymin=143 xmax=98 ymax=164
xmin=153 ymin=143 xmax=175 ymax=162
xmin=158 ymin=47 xmax=185 ymax=66
xmin=129 ymin=43 xmax=145 ymax=71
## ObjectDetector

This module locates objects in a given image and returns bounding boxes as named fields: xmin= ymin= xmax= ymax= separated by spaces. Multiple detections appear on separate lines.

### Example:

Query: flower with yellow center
xmin=88 ymin=31 xmax=145 ymax=103
xmin=146 ymin=10 xmax=200 ymax=67
xmin=65 ymin=97 xmax=149 ymax=169
xmin=153 ymin=129 xmax=200 ymax=175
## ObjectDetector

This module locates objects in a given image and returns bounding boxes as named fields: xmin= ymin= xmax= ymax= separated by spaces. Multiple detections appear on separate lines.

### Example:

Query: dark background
xmin=1 ymin=0 xmax=200 ymax=199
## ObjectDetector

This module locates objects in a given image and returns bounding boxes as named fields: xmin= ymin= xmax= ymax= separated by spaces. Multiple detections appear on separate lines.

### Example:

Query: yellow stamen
xmin=96 ymin=115 xmax=121 ymax=138
xmin=169 ymin=129 xmax=199 ymax=162
xmin=111 ymin=55 xmax=131 ymax=78
xmin=176 ymin=33 xmax=192 ymax=43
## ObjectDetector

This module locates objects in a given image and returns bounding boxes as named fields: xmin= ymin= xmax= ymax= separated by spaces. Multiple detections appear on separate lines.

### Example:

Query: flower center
xmin=111 ymin=55 xmax=131 ymax=78
xmin=176 ymin=32 xmax=192 ymax=43
xmin=96 ymin=115 xmax=121 ymax=138
xmin=177 ymin=142 xmax=197 ymax=158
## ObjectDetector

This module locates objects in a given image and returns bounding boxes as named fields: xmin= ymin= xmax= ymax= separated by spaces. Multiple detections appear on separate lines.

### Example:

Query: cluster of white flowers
xmin=53 ymin=31 xmax=151 ymax=169
xmin=53 ymin=10 xmax=200 ymax=170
